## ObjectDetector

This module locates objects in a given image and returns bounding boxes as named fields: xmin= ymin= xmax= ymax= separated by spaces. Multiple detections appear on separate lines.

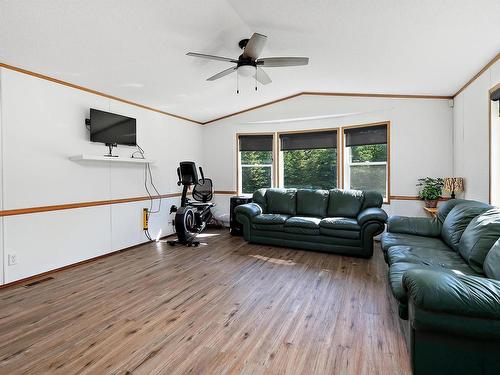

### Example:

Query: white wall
xmin=201 ymin=94 xmax=453 ymax=220
xmin=492 ymin=100 xmax=500 ymax=205
xmin=0 ymin=68 xmax=203 ymax=284
xmin=453 ymin=59 xmax=500 ymax=202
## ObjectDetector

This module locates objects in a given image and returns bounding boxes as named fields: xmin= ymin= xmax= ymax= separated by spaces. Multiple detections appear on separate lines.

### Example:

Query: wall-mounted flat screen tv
xmin=90 ymin=108 xmax=137 ymax=146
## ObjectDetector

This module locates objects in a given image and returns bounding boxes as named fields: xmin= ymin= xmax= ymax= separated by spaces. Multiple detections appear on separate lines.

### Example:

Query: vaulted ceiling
xmin=0 ymin=0 xmax=499 ymax=122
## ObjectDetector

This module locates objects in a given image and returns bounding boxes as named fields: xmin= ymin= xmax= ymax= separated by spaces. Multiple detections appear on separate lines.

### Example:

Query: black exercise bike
xmin=167 ymin=161 xmax=215 ymax=247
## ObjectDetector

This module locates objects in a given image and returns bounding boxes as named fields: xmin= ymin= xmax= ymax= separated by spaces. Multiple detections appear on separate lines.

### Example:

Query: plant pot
xmin=424 ymin=199 xmax=438 ymax=208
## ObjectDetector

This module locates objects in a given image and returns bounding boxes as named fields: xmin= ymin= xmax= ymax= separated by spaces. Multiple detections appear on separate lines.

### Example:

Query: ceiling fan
xmin=187 ymin=33 xmax=309 ymax=89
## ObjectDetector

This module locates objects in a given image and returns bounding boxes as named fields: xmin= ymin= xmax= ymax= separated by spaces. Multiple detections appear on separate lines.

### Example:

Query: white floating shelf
xmin=69 ymin=154 xmax=154 ymax=164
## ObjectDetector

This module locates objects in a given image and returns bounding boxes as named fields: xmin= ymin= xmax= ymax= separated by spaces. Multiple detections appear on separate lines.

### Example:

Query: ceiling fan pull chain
xmin=236 ymin=71 xmax=239 ymax=94
xmin=255 ymin=70 xmax=258 ymax=91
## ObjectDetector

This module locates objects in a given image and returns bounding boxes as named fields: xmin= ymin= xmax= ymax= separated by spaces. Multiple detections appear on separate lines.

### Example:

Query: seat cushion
xmin=459 ymin=208 xmax=500 ymax=272
xmin=266 ymin=189 xmax=297 ymax=215
xmin=441 ymin=202 xmax=491 ymax=250
xmin=327 ymin=189 xmax=364 ymax=218
xmin=387 ymin=246 xmax=476 ymax=274
xmin=252 ymin=214 xmax=290 ymax=231
xmin=389 ymin=261 xmax=481 ymax=304
xmin=319 ymin=227 xmax=360 ymax=239
xmin=380 ymin=232 xmax=451 ymax=252
xmin=284 ymin=216 xmax=321 ymax=235
xmin=320 ymin=217 xmax=360 ymax=231
xmin=296 ymin=189 xmax=329 ymax=218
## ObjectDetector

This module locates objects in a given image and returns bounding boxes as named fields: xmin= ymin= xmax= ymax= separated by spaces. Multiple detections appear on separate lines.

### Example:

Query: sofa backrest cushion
xmin=296 ymin=189 xmax=329 ymax=217
xmin=252 ymin=189 xmax=268 ymax=213
xmin=484 ymin=238 xmax=500 ymax=280
xmin=327 ymin=189 xmax=364 ymax=218
xmin=266 ymin=188 xmax=297 ymax=215
xmin=361 ymin=191 xmax=383 ymax=210
xmin=441 ymin=201 xmax=492 ymax=251
xmin=437 ymin=199 xmax=491 ymax=224
xmin=458 ymin=208 xmax=500 ymax=273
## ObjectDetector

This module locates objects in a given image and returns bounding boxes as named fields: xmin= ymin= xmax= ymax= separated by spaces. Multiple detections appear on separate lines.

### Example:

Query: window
xmin=279 ymin=130 xmax=338 ymax=189
xmin=238 ymin=134 xmax=274 ymax=194
xmin=343 ymin=124 xmax=389 ymax=200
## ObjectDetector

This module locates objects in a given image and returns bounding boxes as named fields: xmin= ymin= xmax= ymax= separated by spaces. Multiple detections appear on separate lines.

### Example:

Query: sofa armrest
xmin=403 ymin=268 xmax=500 ymax=339
xmin=387 ymin=215 xmax=441 ymax=237
xmin=235 ymin=203 xmax=262 ymax=220
xmin=357 ymin=207 xmax=388 ymax=226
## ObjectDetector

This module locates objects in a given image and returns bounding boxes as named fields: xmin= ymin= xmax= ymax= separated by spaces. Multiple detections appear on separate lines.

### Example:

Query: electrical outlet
xmin=8 ymin=254 xmax=18 ymax=266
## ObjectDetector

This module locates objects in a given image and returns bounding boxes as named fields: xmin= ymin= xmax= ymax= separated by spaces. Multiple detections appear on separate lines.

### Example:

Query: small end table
xmin=423 ymin=207 xmax=438 ymax=218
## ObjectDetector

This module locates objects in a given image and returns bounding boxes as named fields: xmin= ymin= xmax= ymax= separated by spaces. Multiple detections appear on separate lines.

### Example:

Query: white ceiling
xmin=0 ymin=0 xmax=499 ymax=123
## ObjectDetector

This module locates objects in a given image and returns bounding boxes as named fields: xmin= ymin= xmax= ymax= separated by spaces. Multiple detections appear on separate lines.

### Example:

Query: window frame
xmin=341 ymin=121 xmax=391 ymax=204
xmin=277 ymin=128 xmax=341 ymax=190
xmin=236 ymin=132 xmax=277 ymax=195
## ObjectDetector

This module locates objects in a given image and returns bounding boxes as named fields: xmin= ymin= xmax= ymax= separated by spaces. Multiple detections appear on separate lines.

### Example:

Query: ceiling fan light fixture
xmin=238 ymin=65 xmax=256 ymax=77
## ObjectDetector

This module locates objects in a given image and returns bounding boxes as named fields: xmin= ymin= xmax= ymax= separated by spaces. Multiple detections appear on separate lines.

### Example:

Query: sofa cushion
xmin=484 ymin=238 xmax=500 ymax=280
xmin=436 ymin=199 xmax=482 ymax=223
xmin=252 ymin=214 xmax=290 ymax=231
xmin=380 ymin=232 xmax=451 ymax=252
xmin=361 ymin=190 xmax=383 ymax=210
xmin=284 ymin=216 xmax=321 ymax=235
xmin=320 ymin=217 xmax=360 ymax=231
xmin=389 ymin=261 xmax=480 ymax=304
xmin=327 ymin=189 xmax=364 ymax=218
xmin=296 ymin=189 xmax=329 ymax=218
xmin=387 ymin=246 xmax=476 ymax=274
xmin=266 ymin=189 xmax=297 ymax=215
xmin=252 ymin=188 xmax=268 ymax=213
xmin=458 ymin=208 xmax=500 ymax=273
xmin=319 ymin=227 xmax=360 ymax=239
xmin=441 ymin=202 xmax=491 ymax=250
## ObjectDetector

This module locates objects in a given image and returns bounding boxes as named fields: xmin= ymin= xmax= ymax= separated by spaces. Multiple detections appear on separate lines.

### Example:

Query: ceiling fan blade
xmin=242 ymin=33 xmax=267 ymax=59
xmin=187 ymin=52 xmax=237 ymax=63
xmin=257 ymin=57 xmax=309 ymax=67
xmin=255 ymin=67 xmax=272 ymax=85
xmin=207 ymin=66 xmax=237 ymax=81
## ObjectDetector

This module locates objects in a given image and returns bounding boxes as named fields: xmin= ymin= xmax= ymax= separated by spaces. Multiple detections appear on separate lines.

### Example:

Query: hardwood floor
xmin=0 ymin=230 xmax=410 ymax=375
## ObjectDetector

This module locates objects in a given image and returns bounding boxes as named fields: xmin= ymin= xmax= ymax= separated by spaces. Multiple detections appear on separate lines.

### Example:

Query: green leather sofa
xmin=381 ymin=199 xmax=500 ymax=375
xmin=235 ymin=188 xmax=387 ymax=257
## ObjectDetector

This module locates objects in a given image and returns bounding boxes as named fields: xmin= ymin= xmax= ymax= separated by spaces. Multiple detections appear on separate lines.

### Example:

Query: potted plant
xmin=417 ymin=177 xmax=444 ymax=208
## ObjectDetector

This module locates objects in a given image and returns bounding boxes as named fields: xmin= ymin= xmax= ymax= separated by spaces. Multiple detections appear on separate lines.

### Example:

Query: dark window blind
xmin=344 ymin=125 xmax=387 ymax=147
xmin=239 ymin=135 xmax=273 ymax=152
xmin=280 ymin=130 xmax=337 ymax=151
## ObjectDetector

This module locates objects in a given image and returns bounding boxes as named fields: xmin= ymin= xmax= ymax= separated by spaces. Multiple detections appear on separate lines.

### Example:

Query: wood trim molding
xmin=0 ymin=61 xmax=459 ymax=126
xmin=0 ymin=193 xmax=181 ymax=217
xmin=214 ymin=190 xmax=238 ymax=195
xmin=453 ymin=52 xmax=500 ymax=98
xmin=202 ymin=91 xmax=452 ymax=125
xmin=390 ymin=195 xmax=451 ymax=201
xmin=0 ymin=62 xmax=203 ymax=125
xmin=0 ymin=191 xmax=243 ymax=218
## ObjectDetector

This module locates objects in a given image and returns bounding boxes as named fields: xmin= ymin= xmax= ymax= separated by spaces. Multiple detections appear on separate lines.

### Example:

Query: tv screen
xmin=90 ymin=109 xmax=136 ymax=146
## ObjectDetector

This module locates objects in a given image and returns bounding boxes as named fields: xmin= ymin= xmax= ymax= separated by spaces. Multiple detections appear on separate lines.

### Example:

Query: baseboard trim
xmin=0 ymin=234 xmax=174 ymax=291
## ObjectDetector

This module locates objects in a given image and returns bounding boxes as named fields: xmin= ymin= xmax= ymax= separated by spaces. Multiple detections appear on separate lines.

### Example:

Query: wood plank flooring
xmin=0 ymin=230 xmax=410 ymax=375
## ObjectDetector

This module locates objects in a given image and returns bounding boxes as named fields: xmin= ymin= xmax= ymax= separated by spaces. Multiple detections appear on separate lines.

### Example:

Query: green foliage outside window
xmin=350 ymin=144 xmax=387 ymax=162
xmin=241 ymin=151 xmax=273 ymax=194
xmin=283 ymin=149 xmax=337 ymax=189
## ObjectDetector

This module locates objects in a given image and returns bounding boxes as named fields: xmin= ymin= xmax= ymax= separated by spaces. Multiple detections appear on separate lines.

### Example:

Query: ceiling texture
xmin=0 ymin=0 xmax=499 ymax=123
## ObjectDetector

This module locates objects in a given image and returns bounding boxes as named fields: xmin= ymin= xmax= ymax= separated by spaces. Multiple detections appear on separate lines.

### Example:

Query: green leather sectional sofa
xmin=235 ymin=188 xmax=387 ymax=257
xmin=381 ymin=199 xmax=500 ymax=375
